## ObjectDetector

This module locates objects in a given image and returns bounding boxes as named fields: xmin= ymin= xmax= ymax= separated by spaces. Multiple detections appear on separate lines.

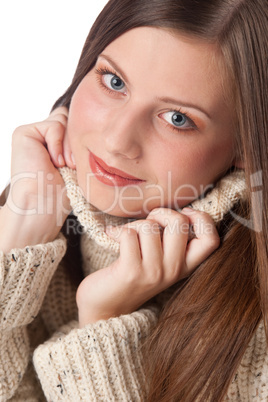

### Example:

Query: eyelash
xmin=95 ymin=66 xmax=198 ymax=133
xmin=161 ymin=110 xmax=197 ymax=133
xmin=95 ymin=66 xmax=124 ymax=95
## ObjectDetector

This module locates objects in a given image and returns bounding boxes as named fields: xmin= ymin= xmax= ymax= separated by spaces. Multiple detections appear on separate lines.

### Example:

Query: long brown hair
xmin=53 ymin=0 xmax=268 ymax=400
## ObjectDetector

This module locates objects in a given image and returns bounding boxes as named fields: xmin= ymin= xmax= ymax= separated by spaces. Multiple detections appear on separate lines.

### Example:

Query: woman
xmin=0 ymin=0 xmax=267 ymax=400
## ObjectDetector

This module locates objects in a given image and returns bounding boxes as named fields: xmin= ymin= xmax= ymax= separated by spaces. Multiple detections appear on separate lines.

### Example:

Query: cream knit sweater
xmin=0 ymin=168 xmax=267 ymax=401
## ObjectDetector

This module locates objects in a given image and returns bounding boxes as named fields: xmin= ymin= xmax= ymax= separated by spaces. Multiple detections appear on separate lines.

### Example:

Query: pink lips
xmin=89 ymin=152 xmax=144 ymax=187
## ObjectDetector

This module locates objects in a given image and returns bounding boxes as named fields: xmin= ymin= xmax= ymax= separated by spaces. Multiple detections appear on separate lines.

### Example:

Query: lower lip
xmin=89 ymin=153 xmax=144 ymax=187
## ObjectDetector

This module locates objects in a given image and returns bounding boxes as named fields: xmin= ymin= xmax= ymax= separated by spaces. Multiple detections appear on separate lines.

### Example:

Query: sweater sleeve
xmin=0 ymin=235 xmax=67 ymax=400
xmin=33 ymin=306 xmax=159 ymax=401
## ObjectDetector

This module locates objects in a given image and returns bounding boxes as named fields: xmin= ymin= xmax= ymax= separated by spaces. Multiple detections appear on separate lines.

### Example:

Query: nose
xmin=104 ymin=104 xmax=144 ymax=159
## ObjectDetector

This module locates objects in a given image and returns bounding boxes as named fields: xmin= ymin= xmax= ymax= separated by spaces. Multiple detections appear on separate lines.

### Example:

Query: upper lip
xmin=91 ymin=152 xmax=144 ymax=181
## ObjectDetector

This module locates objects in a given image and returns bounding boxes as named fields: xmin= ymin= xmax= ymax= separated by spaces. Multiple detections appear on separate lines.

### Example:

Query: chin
xmin=87 ymin=196 xmax=146 ymax=218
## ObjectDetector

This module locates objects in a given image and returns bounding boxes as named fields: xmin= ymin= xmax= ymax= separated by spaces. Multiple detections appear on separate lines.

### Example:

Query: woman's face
xmin=67 ymin=27 xmax=240 ymax=217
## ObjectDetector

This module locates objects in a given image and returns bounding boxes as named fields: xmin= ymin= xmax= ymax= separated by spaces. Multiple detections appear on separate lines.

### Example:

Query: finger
xmin=48 ymin=106 xmax=69 ymax=121
xmin=46 ymin=107 xmax=69 ymax=167
xmin=63 ymin=134 xmax=76 ymax=169
xmin=124 ymin=219 xmax=163 ymax=267
xmin=49 ymin=108 xmax=75 ymax=169
xmin=25 ymin=108 xmax=68 ymax=168
xmin=181 ymin=208 xmax=220 ymax=273
xmin=42 ymin=120 xmax=66 ymax=168
xmin=17 ymin=120 xmax=66 ymax=169
xmin=109 ymin=226 xmax=142 ymax=265
xmin=147 ymin=208 xmax=189 ymax=274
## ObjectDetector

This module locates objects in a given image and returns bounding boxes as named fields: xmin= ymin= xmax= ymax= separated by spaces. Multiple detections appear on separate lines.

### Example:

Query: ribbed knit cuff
xmin=0 ymin=234 xmax=67 ymax=330
xmin=33 ymin=307 xmax=158 ymax=401
xmin=0 ymin=326 xmax=29 ymax=400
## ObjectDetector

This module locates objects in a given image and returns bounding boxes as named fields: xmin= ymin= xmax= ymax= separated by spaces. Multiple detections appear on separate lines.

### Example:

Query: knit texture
xmin=225 ymin=321 xmax=268 ymax=401
xmin=0 ymin=236 xmax=66 ymax=400
xmin=190 ymin=169 xmax=247 ymax=222
xmin=0 ymin=167 xmax=267 ymax=401
xmin=60 ymin=167 xmax=126 ymax=254
xmin=34 ymin=309 xmax=158 ymax=401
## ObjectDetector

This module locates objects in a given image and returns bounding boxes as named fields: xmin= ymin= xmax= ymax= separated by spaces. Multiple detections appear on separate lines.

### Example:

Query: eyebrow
xmin=98 ymin=53 xmax=211 ymax=120
xmin=156 ymin=96 xmax=211 ymax=119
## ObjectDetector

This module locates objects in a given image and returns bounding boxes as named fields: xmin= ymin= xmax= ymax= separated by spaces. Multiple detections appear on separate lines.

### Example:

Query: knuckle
xmin=51 ymin=106 xmax=68 ymax=116
xmin=143 ymin=219 xmax=161 ymax=234
xmin=124 ymin=263 xmax=141 ymax=284
xmin=165 ymin=215 xmax=189 ymax=235
xmin=12 ymin=125 xmax=35 ymax=146
xmin=148 ymin=207 xmax=165 ymax=216
xmin=145 ymin=266 xmax=163 ymax=287
xmin=195 ymin=210 xmax=212 ymax=222
xmin=118 ymin=226 xmax=136 ymax=241
xmin=127 ymin=219 xmax=160 ymax=236
xmin=166 ymin=262 xmax=182 ymax=283
xmin=130 ymin=219 xmax=146 ymax=229
xmin=149 ymin=207 xmax=176 ymax=218
xmin=50 ymin=120 xmax=65 ymax=133
xmin=12 ymin=125 xmax=28 ymax=139
xmin=206 ymin=233 xmax=220 ymax=250
xmin=54 ymin=113 xmax=68 ymax=125
xmin=177 ymin=213 xmax=189 ymax=225
xmin=124 ymin=226 xmax=136 ymax=236
xmin=11 ymin=130 xmax=20 ymax=144
xmin=13 ymin=124 xmax=25 ymax=133
xmin=52 ymin=138 xmax=63 ymax=148
xmin=201 ymin=211 xmax=211 ymax=221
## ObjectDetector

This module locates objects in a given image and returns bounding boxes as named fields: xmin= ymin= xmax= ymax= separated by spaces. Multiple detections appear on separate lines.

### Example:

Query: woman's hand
xmin=0 ymin=107 xmax=74 ymax=253
xmin=77 ymin=207 xmax=220 ymax=327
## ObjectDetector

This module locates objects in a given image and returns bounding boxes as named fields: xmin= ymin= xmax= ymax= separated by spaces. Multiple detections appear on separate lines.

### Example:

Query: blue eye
xmin=171 ymin=112 xmax=187 ymax=127
xmin=103 ymin=73 xmax=126 ymax=92
xmin=162 ymin=111 xmax=195 ymax=130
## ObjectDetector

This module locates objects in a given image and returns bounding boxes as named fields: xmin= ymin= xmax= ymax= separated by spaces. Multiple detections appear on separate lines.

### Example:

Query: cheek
xmin=155 ymin=136 xmax=234 ymax=190
xmin=198 ymin=137 xmax=235 ymax=171
xmin=68 ymin=78 xmax=110 ymax=138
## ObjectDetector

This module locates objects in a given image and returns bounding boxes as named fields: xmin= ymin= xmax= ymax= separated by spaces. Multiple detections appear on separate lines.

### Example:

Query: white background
xmin=0 ymin=1 xmax=108 ymax=193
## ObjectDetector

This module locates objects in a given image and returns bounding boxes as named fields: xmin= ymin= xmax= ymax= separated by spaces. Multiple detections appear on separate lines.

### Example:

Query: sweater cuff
xmin=33 ymin=307 xmax=159 ymax=401
xmin=0 ymin=234 xmax=67 ymax=330
xmin=0 ymin=326 xmax=29 ymax=400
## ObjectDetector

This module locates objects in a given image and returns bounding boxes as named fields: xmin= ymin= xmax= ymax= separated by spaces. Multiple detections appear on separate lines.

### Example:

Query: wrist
xmin=78 ymin=310 xmax=107 ymax=328
xmin=0 ymin=202 xmax=65 ymax=253
xmin=77 ymin=302 xmax=127 ymax=328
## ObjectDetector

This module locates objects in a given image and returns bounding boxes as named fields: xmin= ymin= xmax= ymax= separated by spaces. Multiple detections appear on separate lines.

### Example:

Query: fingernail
xmin=71 ymin=153 xmax=76 ymax=166
xmin=58 ymin=154 xmax=65 ymax=166
xmin=181 ymin=207 xmax=194 ymax=214
xmin=149 ymin=208 xmax=161 ymax=215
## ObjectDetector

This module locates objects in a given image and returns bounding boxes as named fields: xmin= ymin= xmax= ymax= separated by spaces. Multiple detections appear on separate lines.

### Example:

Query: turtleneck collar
xmin=59 ymin=167 xmax=128 ymax=254
xmin=59 ymin=167 xmax=246 ymax=252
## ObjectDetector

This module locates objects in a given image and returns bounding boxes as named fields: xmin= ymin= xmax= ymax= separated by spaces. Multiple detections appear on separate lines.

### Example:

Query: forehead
xmin=102 ymin=27 xmax=228 ymax=116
